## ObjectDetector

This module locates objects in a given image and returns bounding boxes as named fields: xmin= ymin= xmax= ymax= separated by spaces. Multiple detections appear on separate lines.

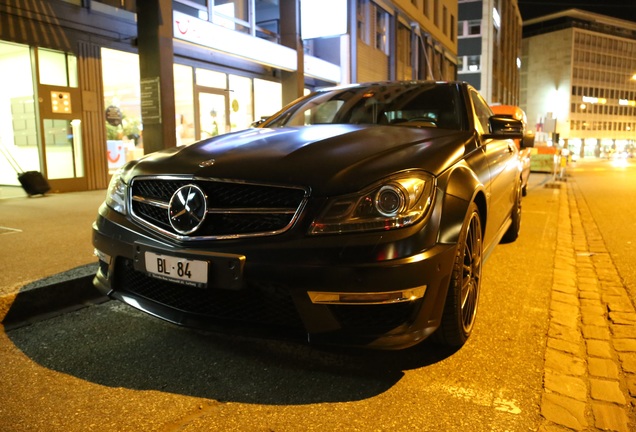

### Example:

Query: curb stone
xmin=0 ymin=263 xmax=107 ymax=328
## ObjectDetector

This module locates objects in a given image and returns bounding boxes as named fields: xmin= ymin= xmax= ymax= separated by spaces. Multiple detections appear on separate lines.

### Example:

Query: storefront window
xmin=196 ymin=68 xmax=226 ymax=88
xmin=254 ymin=79 xmax=282 ymax=122
xmin=101 ymin=48 xmax=143 ymax=173
xmin=229 ymin=74 xmax=253 ymax=131
xmin=0 ymin=42 xmax=40 ymax=187
xmin=174 ymin=64 xmax=195 ymax=145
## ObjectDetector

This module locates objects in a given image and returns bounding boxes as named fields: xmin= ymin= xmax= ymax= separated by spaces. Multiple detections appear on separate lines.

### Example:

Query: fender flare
xmin=436 ymin=164 xmax=487 ymax=245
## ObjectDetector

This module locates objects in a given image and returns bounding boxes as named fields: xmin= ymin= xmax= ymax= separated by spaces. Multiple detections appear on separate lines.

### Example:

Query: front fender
xmin=437 ymin=164 xmax=486 ymax=245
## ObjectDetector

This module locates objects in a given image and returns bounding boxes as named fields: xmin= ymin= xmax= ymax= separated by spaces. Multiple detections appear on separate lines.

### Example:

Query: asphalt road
xmin=1 ymin=172 xmax=560 ymax=431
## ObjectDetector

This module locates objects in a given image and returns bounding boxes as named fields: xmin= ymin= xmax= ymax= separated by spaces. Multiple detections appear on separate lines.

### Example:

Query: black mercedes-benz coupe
xmin=92 ymin=81 xmax=524 ymax=349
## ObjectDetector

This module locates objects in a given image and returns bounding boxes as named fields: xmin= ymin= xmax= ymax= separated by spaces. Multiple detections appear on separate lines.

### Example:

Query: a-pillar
xmin=137 ymin=0 xmax=176 ymax=154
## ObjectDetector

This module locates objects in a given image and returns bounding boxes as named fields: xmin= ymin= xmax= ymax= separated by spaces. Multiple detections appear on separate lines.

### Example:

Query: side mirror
xmin=486 ymin=116 xmax=523 ymax=139
xmin=250 ymin=116 xmax=270 ymax=128
xmin=521 ymin=131 xmax=535 ymax=148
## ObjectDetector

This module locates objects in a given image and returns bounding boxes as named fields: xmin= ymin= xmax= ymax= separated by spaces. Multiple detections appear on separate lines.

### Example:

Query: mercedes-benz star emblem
xmin=168 ymin=185 xmax=207 ymax=235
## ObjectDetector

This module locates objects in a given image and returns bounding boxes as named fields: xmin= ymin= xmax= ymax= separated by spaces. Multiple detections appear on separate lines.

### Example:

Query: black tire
xmin=502 ymin=178 xmax=522 ymax=243
xmin=435 ymin=202 xmax=483 ymax=347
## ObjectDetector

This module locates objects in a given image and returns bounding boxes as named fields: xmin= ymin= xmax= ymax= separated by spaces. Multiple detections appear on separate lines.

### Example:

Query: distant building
xmin=521 ymin=9 xmax=636 ymax=156
xmin=457 ymin=0 xmax=523 ymax=105
xmin=357 ymin=0 xmax=458 ymax=82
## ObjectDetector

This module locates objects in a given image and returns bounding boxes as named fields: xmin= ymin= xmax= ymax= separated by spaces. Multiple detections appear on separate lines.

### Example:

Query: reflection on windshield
xmin=265 ymin=83 xmax=465 ymax=130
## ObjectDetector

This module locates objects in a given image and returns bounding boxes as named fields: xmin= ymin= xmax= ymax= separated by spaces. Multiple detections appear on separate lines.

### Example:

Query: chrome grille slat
xmin=132 ymin=195 xmax=169 ymax=209
xmin=206 ymin=207 xmax=297 ymax=214
xmin=129 ymin=176 xmax=309 ymax=240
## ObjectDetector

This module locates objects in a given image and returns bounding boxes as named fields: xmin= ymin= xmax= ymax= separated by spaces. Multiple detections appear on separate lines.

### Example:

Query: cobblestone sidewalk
xmin=539 ymin=180 xmax=636 ymax=431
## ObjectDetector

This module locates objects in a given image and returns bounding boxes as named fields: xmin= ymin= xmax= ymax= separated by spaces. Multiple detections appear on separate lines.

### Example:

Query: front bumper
xmin=92 ymin=203 xmax=457 ymax=349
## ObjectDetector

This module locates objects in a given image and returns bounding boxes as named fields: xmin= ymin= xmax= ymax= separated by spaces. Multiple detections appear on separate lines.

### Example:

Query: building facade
xmin=0 ymin=0 xmax=457 ymax=194
xmin=457 ymin=0 xmax=522 ymax=105
xmin=521 ymin=9 xmax=636 ymax=156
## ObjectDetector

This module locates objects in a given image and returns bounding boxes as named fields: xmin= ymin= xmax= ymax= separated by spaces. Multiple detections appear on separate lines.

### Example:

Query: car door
xmin=469 ymin=89 xmax=518 ymax=246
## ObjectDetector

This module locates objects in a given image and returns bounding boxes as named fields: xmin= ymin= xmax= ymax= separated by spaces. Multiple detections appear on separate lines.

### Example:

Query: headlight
xmin=104 ymin=168 xmax=127 ymax=215
xmin=309 ymin=173 xmax=434 ymax=234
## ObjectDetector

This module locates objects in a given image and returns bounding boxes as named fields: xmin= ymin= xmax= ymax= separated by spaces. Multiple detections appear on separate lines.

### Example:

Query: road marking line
xmin=440 ymin=384 xmax=522 ymax=414
xmin=0 ymin=226 xmax=22 ymax=235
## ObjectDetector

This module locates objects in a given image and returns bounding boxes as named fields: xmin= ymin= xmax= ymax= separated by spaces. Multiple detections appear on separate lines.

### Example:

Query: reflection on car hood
xmin=131 ymin=124 xmax=471 ymax=195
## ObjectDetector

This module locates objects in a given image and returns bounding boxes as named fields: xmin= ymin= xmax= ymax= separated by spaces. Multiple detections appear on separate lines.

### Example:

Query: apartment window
xmin=397 ymin=23 xmax=412 ymax=67
xmin=468 ymin=20 xmax=481 ymax=35
xmin=357 ymin=0 xmax=371 ymax=45
xmin=443 ymin=6 xmax=448 ymax=36
xmin=467 ymin=55 xmax=480 ymax=71
xmin=450 ymin=14 xmax=455 ymax=42
xmin=423 ymin=0 xmax=429 ymax=18
xmin=434 ymin=0 xmax=439 ymax=27
xmin=375 ymin=7 xmax=389 ymax=54
xmin=457 ymin=55 xmax=481 ymax=73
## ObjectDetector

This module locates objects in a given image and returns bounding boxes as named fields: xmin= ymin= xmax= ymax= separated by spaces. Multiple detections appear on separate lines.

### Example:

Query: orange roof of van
xmin=490 ymin=105 xmax=528 ymax=124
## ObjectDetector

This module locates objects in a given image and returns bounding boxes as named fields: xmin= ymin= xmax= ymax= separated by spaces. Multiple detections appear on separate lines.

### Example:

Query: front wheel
xmin=435 ymin=202 xmax=483 ymax=347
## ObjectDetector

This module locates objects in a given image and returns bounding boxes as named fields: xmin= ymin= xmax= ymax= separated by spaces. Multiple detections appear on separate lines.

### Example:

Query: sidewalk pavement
xmin=1 ymin=176 xmax=635 ymax=430
xmin=0 ymin=188 xmax=107 ymax=325
xmin=540 ymin=178 xmax=636 ymax=432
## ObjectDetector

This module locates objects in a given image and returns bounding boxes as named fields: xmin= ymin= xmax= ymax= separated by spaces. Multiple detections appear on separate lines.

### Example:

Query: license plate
xmin=144 ymin=252 xmax=208 ymax=288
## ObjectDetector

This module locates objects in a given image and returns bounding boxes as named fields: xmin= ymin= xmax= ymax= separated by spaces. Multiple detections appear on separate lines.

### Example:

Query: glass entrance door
xmin=196 ymin=91 xmax=229 ymax=140
xmin=42 ymin=117 xmax=83 ymax=180
xmin=37 ymin=48 xmax=86 ymax=192
xmin=38 ymin=85 xmax=86 ymax=191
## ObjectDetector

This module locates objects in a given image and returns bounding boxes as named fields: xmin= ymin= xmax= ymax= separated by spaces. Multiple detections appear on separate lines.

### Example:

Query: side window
xmin=469 ymin=90 xmax=492 ymax=134
xmin=306 ymin=100 xmax=344 ymax=124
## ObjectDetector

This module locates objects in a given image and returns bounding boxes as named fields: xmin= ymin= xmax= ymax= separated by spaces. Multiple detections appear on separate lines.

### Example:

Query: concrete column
xmin=137 ymin=0 xmax=176 ymax=154
xmin=280 ymin=0 xmax=304 ymax=104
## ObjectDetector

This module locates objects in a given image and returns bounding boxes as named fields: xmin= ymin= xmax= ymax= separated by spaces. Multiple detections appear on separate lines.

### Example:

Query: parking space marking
xmin=0 ymin=226 xmax=22 ymax=235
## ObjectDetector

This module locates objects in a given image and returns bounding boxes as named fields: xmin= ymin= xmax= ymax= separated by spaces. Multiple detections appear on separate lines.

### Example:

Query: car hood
xmin=127 ymin=124 xmax=472 ymax=195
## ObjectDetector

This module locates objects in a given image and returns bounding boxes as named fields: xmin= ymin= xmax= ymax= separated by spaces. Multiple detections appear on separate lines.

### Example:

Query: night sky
xmin=517 ymin=0 xmax=636 ymax=23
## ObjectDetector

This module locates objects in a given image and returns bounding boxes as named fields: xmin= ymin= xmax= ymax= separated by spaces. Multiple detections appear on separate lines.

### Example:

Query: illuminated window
xmin=101 ymin=48 xmax=142 ymax=172
xmin=493 ymin=8 xmax=500 ymax=29
xmin=467 ymin=55 xmax=480 ymax=71
xmin=174 ymin=64 xmax=195 ymax=146
xmin=0 ymin=41 xmax=40 ymax=186
xmin=254 ymin=79 xmax=282 ymax=121
xmin=38 ymin=48 xmax=78 ymax=87
xmin=229 ymin=74 xmax=253 ymax=132
xmin=196 ymin=69 xmax=226 ymax=88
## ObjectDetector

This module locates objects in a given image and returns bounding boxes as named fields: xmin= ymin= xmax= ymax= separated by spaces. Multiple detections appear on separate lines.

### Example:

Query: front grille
xmin=115 ymin=258 xmax=305 ymax=330
xmin=130 ymin=177 xmax=308 ymax=240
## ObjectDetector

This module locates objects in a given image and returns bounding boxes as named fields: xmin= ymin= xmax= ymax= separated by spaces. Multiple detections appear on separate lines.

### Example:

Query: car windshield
xmin=265 ymin=82 xmax=466 ymax=130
